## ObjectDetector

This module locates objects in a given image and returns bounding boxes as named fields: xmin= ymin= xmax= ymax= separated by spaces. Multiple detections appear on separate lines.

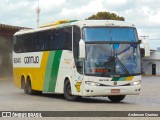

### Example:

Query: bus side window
xmin=49 ymin=27 xmax=72 ymax=51
xmin=44 ymin=31 xmax=51 ymax=50
xmin=68 ymin=27 xmax=72 ymax=51
xmin=15 ymin=35 xmax=23 ymax=53
xmin=31 ymin=33 xmax=36 ymax=52
xmin=22 ymin=35 xmax=26 ymax=52
xmin=49 ymin=30 xmax=55 ymax=50
xmin=73 ymin=26 xmax=82 ymax=74
xmin=59 ymin=29 xmax=63 ymax=49
xmin=13 ymin=36 xmax=18 ymax=52
xmin=63 ymin=27 xmax=72 ymax=51
xmin=37 ymin=32 xmax=45 ymax=51
xmin=23 ymin=34 xmax=32 ymax=52
xmin=49 ymin=30 xmax=54 ymax=50
xmin=54 ymin=29 xmax=61 ymax=50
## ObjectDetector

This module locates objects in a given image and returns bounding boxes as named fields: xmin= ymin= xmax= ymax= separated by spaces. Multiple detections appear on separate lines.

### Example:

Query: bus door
xmin=72 ymin=59 xmax=84 ymax=95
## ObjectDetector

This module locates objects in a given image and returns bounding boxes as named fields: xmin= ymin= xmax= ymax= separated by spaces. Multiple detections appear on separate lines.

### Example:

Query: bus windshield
xmin=83 ymin=27 xmax=138 ymax=42
xmin=83 ymin=27 xmax=141 ymax=76
xmin=85 ymin=44 xmax=141 ymax=76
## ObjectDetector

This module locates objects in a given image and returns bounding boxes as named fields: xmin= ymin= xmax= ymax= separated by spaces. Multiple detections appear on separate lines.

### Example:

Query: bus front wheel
xmin=64 ymin=80 xmax=80 ymax=101
xmin=108 ymin=95 xmax=126 ymax=103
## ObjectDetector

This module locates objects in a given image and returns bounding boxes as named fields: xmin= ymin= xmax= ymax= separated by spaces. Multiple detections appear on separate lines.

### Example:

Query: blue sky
xmin=1 ymin=0 xmax=160 ymax=49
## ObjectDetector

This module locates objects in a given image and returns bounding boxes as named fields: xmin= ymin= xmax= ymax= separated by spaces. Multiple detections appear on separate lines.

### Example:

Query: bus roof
xmin=75 ymin=20 xmax=135 ymax=28
xmin=14 ymin=20 xmax=136 ymax=36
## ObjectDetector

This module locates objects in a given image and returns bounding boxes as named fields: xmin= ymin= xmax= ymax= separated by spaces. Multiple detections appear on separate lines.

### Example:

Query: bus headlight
xmin=85 ymin=81 xmax=101 ymax=86
xmin=130 ymin=80 xmax=141 ymax=85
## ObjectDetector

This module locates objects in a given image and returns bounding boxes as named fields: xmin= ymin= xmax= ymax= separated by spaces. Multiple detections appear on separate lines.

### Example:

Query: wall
xmin=142 ymin=51 xmax=160 ymax=75
xmin=0 ymin=36 xmax=12 ymax=77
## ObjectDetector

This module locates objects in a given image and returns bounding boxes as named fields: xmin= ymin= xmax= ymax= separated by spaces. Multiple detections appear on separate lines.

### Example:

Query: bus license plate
xmin=111 ymin=89 xmax=120 ymax=93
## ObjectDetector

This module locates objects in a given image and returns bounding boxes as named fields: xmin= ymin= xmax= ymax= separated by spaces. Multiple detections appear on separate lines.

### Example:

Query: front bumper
xmin=82 ymin=84 xmax=141 ymax=96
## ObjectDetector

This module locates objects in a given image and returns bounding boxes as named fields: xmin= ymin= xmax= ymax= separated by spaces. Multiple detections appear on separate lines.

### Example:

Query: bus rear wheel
xmin=21 ymin=76 xmax=27 ymax=94
xmin=26 ymin=77 xmax=35 ymax=95
xmin=108 ymin=95 xmax=126 ymax=103
xmin=64 ymin=80 xmax=80 ymax=101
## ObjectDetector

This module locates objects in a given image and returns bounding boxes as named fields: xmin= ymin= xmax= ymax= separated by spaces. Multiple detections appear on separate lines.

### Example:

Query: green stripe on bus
xmin=43 ymin=51 xmax=55 ymax=92
xmin=49 ymin=51 xmax=62 ymax=92
xmin=43 ymin=51 xmax=62 ymax=92
xmin=119 ymin=77 xmax=126 ymax=81
xmin=111 ymin=77 xmax=127 ymax=81
xmin=112 ymin=77 xmax=120 ymax=81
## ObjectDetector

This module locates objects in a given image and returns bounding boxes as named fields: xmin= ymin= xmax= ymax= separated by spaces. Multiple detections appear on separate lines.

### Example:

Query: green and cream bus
xmin=13 ymin=20 xmax=144 ymax=102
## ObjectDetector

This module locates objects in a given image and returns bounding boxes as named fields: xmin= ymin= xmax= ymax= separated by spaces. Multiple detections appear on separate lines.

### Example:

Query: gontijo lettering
xmin=24 ymin=56 xmax=39 ymax=64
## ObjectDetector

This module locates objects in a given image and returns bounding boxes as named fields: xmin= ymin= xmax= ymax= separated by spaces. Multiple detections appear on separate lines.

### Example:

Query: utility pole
xmin=36 ymin=0 xmax=41 ymax=28
xmin=140 ymin=35 xmax=150 ymax=57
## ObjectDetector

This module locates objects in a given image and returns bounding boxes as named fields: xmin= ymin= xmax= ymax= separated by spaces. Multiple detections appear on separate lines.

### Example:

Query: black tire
xmin=24 ymin=83 xmax=28 ymax=94
xmin=21 ymin=76 xmax=27 ymax=94
xmin=108 ymin=95 xmax=126 ymax=103
xmin=26 ymin=77 xmax=35 ymax=95
xmin=64 ymin=80 xmax=80 ymax=101
xmin=21 ymin=76 xmax=25 ymax=89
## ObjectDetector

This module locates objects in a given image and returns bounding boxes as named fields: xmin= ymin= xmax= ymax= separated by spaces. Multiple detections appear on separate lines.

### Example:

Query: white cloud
xmin=59 ymin=0 xmax=105 ymax=19
xmin=105 ymin=0 xmax=128 ymax=6
xmin=142 ymin=6 xmax=152 ymax=16
xmin=149 ymin=10 xmax=160 ymax=24
xmin=40 ymin=0 xmax=66 ymax=12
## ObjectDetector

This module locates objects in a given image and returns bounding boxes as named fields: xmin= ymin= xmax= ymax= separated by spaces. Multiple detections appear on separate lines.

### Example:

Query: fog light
xmin=86 ymin=89 xmax=89 ymax=92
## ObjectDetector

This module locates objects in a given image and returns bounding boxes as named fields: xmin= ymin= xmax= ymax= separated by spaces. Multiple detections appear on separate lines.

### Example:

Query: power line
xmin=149 ymin=39 xmax=160 ymax=40
xmin=139 ymin=35 xmax=149 ymax=40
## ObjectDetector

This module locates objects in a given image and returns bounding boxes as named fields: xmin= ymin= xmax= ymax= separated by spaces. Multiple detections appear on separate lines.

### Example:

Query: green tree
xmin=86 ymin=11 xmax=125 ymax=21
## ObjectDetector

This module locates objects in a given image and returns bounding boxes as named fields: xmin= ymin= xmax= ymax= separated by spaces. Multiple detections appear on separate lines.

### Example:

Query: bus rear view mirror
xmin=138 ymin=40 xmax=142 ymax=43
xmin=79 ymin=39 xmax=85 ymax=58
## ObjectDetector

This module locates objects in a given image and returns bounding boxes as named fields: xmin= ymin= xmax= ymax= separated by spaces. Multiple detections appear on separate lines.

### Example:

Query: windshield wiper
xmin=115 ymin=57 xmax=129 ymax=74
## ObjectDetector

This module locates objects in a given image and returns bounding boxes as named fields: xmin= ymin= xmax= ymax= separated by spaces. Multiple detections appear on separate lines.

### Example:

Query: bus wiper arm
xmin=116 ymin=57 xmax=129 ymax=74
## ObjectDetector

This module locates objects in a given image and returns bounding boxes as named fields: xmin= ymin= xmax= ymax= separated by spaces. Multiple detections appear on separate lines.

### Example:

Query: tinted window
xmin=63 ymin=27 xmax=72 ymax=50
xmin=73 ymin=26 xmax=82 ymax=74
xmin=37 ymin=32 xmax=46 ymax=51
xmin=13 ymin=27 xmax=73 ymax=53
xmin=13 ymin=36 xmax=22 ymax=53
xmin=53 ymin=27 xmax=72 ymax=50
xmin=83 ymin=27 xmax=138 ymax=42
xmin=23 ymin=34 xmax=32 ymax=52
xmin=45 ymin=30 xmax=53 ymax=50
